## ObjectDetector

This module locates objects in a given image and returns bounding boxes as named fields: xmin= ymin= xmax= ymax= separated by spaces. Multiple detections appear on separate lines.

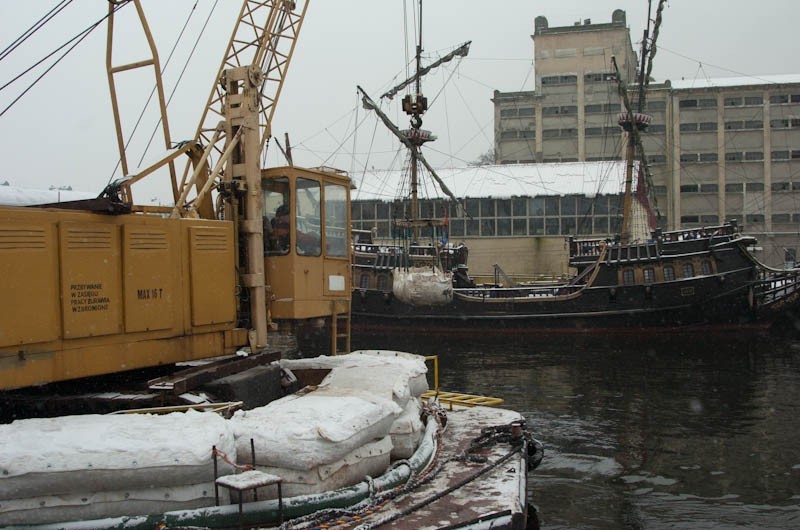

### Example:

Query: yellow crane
xmin=0 ymin=0 xmax=352 ymax=391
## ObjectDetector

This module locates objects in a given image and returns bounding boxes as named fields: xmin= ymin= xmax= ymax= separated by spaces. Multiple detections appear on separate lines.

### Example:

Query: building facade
xmin=493 ymin=10 xmax=800 ymax=267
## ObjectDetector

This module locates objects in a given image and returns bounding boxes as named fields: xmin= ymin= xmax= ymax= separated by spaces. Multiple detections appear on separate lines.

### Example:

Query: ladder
xmin=330 ymin=299 xmax=351 ymax=356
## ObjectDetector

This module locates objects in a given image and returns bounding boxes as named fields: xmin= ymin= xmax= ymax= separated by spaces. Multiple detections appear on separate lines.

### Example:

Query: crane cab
xmin=261 ymin=166 xmax=351 ymax=322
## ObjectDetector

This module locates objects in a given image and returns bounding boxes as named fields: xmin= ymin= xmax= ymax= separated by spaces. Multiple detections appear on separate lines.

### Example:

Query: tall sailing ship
xmin=350 ymin=0 xmax=800 ymax=338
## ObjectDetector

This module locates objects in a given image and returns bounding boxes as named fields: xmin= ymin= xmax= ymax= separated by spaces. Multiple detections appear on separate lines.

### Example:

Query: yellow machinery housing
xmin=0 ymin=206 xmax=244 ymax=390
xmin=0 ymin=165 xmax=351 ymax=391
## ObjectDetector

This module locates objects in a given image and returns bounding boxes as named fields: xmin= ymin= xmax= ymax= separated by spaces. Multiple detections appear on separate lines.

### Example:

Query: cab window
xmin=324 ymin=182 xmax=348 ymax=257
xmin=263 ymin=177 xmax=290 ymax=255
xmin=296 ymin=178 xmax=321 ymax=256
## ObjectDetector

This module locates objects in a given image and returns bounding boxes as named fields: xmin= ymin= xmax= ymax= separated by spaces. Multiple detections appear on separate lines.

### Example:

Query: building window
xmin=744 ymin=120 xmax=763 ymax=130
xmin=585 ymin=127 xmax=603 ymax=136
xmin=772 ymin=182 xmax=791 ymax=192
xmin=745 ymin=182 xmax=764 ymax=192
xmin=725 ymin=121 xmax=744 ymax=130
xmin=593 ymin=216 xmax=608 ymax=234
xmin=480 ymin=199 xmax=495 ymax=217
xmin=663 ymin=265 xmax=675 ymax=281
xmin=545 ymin=197 xmax=559 ymax=216
xmin=497 ymin=218 xmax=511 ymax=236
xmin=682 ymin=263 xmax=695 ymax=278
xmin=725 ymin=152 xmax=744 ymax=162
xmin=449 ymin=219 xmax=464 ymax=237
xmin=513 ymin=218 xmax=527 ymax=235
xmin=529 ymin=217 xmax=544 ymax=235
xmin=680 ymin=215 xmax=700 ymax=223
xmin=699 ymin=183 xmax=718 ymax=192
xmin=744 ymin=151 xmax=764 ymax=161
xmin=359 ymin=274 xmax=370 ymax=289
xmin=772 ymin=213 xmax=791 ymax=223
xmin=496 ymin=199 xmax=511 ymax=217
xmin=772 ymin=150 xmax=790 ymax=160
xmin=500 ymin=130 xmax=518 ymax=140
xmin=699 ymin=122 xmax=718 ymax=131
xmin=679 ymin=99 xmax=698 ymax=108
xmin=725 ymin=183 xmax=743 ymax=192
xmin=700 ymin=215 xmax=719 ymax=224
xmin=744 ymin=96 xmax=763 ymax=105
xmin=698 ymin=98 xmax=717 ymax=108
xmin=724 ymin=96 xmax=742 ymax=107
xmin=649 ymin=124 xmax=666 ymax=133
xmin=545 ymin=218 xmax=560 ymax=235
xmin=500 ymin=108 xmax=518 ymax=118
xmin=701 ymin=261 xmax=713 ymax=275
xmin=518 ymin=107 xmax=535 ymax=117
xmin=648 ymin=100 xmax=666 ymax=111
xmin=680 ymin=184 xmax=699 ymax=193
xmin=585 ymin=72 xmax=614 ymax=83
xmin=745 ymin=214 xmax=765 ymax=223
xmin=680 ymin=123 xmax=698 ymax=132
xmin=585 ymin=104 xmax=603 ymax=114
xmin=699 ymin=153 xmax=718 ymax=163
xmin=512 ymin=198 xmax=527 ymax=217
xmin=643 ymin=267 xmax=655 ymax=284
xmin=680 ymin=154 xmax=698 ymax=164
xmin=770 ymin=94 xmax=790 ymax=104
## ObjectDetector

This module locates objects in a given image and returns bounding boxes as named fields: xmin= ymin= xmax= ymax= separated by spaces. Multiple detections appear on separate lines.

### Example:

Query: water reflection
xmin=354 ymin=333 xmax=800 ymax=529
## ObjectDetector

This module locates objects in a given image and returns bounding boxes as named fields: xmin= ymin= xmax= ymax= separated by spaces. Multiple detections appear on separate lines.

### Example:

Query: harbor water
xmin=355 ymin=332 xmax=800 ymax=529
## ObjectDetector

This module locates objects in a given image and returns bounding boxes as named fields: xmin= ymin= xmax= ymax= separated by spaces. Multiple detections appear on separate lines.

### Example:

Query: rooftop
xmin=352 ymin=161 xmax=627 ymax=202
xmin=667 ymin=73 xmax=800 ymax=90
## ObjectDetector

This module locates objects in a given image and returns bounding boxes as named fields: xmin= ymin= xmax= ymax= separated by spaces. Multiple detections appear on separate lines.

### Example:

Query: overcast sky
xmin=0 ymin=0 xmax=797 ymax=204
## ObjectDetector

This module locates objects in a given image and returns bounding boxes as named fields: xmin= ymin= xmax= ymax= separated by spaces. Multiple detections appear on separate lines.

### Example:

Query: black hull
xmin=351 ymin=240 xmax=800 ymax=338
xmin=353 ymin=280 xmax=779 ymax=337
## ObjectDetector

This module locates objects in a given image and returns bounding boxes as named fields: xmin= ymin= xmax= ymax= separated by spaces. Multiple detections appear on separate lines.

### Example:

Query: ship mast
xmin=616 ymin=0 xmax=665 ymax=244
xmin=357 ymin=0 xmax=469 ymax=241
xmin=404 ymin=0 xmax=429 ymax=241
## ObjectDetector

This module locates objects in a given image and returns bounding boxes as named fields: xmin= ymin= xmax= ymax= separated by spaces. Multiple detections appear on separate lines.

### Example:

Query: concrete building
xmin=493 ymin=9 xmax=800 ymax=268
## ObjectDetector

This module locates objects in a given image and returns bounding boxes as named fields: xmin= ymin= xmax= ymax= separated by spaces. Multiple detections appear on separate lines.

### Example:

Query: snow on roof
xmin=668 ymin=73 xmax=800 ymax=91
xmin=351 ymin=161 xmax=626 ymax=202
xmin=0 ymin=185 xmax=95 ymax=206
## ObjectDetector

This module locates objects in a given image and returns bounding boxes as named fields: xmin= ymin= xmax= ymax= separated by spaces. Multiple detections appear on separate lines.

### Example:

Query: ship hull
xmin=351 ymin=227 xmax=800 ymax=338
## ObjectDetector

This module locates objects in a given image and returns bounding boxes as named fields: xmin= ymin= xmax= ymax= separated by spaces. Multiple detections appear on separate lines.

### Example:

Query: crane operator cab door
xmin=262 ymin=167 xmax=351 ymax=321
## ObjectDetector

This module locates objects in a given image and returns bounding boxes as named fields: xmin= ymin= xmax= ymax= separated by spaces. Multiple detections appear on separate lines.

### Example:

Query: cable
xmin=0 ymin=2 xmax=129 ymax=118
xmin=0 ymin=0 xmax=74 ymax=63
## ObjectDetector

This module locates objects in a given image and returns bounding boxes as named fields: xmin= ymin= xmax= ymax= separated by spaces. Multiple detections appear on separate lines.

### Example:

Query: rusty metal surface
xmin=339 ymin=405 xmax=528 ymax=530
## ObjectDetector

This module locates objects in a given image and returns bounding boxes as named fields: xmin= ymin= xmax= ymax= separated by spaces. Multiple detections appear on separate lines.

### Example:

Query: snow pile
xmin=0 ymin=351 xmax=431 ymax=523
xmin=230 ymin=351 xmax=429 ymax=497
xmin=0 ymin=409 xmax=235 ymax=525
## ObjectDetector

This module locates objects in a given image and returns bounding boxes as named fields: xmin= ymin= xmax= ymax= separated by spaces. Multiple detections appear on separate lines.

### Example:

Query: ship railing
xmin=660 ymin=222 xmax=738 ymax=243
xmin=753 ymin=267 xmax=800 ymax=304
xmin=569 ymin=237 xmax=608 ymax=257
xmin=455 ymin=284 xmax=581 ymax=300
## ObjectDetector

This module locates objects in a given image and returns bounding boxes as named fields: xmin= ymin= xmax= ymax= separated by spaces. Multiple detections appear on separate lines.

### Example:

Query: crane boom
xmin=193 ymin=0 xmax=308 ymax=162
